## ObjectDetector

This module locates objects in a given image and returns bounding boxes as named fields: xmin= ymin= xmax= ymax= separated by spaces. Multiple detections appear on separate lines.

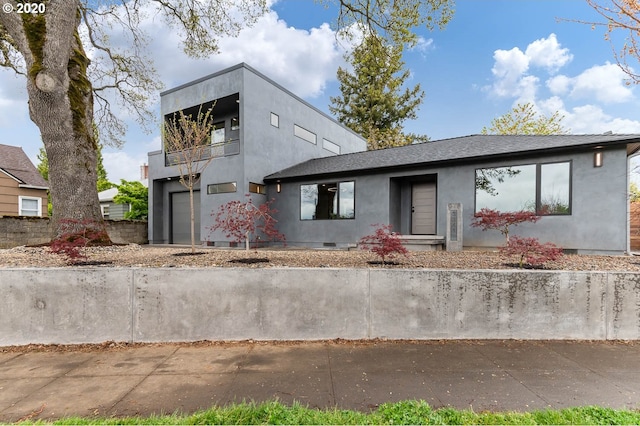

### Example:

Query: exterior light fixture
xmin=276 ymin=182 xmax=281 ymax=193
xmin=594 ymin=150 xmax=603 ymax=167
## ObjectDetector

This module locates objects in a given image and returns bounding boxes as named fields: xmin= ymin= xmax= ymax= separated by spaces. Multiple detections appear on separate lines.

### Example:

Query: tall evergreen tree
xmin=330 ymin=34 xmax=428 ymax=150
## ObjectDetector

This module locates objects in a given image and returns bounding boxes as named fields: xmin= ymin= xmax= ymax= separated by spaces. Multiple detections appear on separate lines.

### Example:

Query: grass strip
xmin=16 ymin=400 xmax=640 ymax=425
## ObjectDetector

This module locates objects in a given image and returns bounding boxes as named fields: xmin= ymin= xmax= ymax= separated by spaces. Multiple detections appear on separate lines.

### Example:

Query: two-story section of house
xmin=148 ymin=63 xmax=368 ymax=245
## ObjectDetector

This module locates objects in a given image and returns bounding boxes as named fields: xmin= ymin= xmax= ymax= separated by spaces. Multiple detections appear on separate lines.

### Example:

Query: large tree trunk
xmin=1 ymin=1 xmax=109 ymax=240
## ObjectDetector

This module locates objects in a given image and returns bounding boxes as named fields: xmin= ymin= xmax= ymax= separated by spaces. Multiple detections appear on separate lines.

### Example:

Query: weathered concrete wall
xmin=0 ymin=216 xmax=147 ymax=248
xmin=1 ymin=268 xmax=639 ymax=345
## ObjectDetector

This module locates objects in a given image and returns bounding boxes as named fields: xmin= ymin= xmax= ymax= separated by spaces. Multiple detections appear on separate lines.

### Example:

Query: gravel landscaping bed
xmin=1 ymin=244 xmax=640 ymax=271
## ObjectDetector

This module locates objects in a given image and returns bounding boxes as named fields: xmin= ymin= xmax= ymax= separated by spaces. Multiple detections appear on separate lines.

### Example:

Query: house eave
xmin=265 ymin=139 xmax=636 ymax=183
xmin=18 ymin=184 xmax=48 ymax=190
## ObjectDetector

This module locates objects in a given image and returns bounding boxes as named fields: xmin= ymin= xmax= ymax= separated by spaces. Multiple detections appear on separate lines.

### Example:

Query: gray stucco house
xmin=265 ymin=134 xmax=640 ymax=255
xmin=148 ymin=63 xmax=640 ymax=254
xmin=148 ymin=63 xmax=367 ymax=244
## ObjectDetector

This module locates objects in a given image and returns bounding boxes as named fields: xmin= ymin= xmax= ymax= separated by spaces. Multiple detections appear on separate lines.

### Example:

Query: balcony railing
xmin=165 ymin=139 xmax=240 ymax=167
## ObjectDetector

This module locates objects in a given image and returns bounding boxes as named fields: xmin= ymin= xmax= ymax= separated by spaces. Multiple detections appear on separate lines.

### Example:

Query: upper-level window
xmin=475 ymin=161 xmax=571 ymax=215
xmin=294 ymin=124 xmax=317 ymax=145
xmin=231 ymin=116 xmax=240 ymax=131
xmin=212 ymin=121 xmax=225 ymax=144
xmin=301 ymin=181 xmax=355 ymax=220
xmin=270 ymin=113 xmax=279 ymax=128
xmin=323 ymin=139 xmax=340 ymax=154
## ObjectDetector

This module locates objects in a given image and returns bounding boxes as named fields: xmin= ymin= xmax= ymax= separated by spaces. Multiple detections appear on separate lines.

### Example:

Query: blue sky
xmin=0 ymin=0 xmax=638 ymax=183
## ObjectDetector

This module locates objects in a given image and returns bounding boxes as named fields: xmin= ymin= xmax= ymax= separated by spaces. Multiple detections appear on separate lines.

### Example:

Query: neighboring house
xmin=265 ymin=134 xmax=640 ymax=255
xmin=99 ymin=165 xmax=149 ymax=220
xmin=147 ymin=63 xmax=367 ymax=245
xmin=98 ymin=187 xmax=130 ymax=220
xmin=148 ymin=63 xmax=640 ymax=254
xmin=0 ymin=144 xmax=48 ymax=217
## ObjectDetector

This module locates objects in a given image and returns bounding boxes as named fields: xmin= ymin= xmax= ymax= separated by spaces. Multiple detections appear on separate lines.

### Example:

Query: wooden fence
xmin=631 ymin=202 xmax=640 ymax=251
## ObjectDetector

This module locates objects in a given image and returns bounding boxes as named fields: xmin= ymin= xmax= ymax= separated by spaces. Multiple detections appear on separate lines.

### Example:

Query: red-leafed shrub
xmin=359 ymin=224 xmax=409 ymax=265
xmin=210 ymin=196 xmax=285 ymax=251
xmin=49 ymin=218 xmax=110 ymax=264
xmin=471 ymin=208 xmax=540 ymax=243
xmin=500 ymin=236 xmax=563 ymax=268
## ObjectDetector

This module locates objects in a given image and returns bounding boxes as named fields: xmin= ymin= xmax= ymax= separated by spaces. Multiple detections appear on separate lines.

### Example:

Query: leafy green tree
xmin=113 ymin=180 xmax=148 ymax=220
xmin=481 ymin=103 xmax=569 ymax=135
xmin=95 ymin=146 xmax=114 ymax=192
xmin=36 ymin=146 xmax=48 ymax=181
xmin=478 ymin=103 xmax=569 ymax=197
xmin=330 ymin=34 xmax=428 ymax=150
xmin=0 ymin=0 xmax=452 ymax=238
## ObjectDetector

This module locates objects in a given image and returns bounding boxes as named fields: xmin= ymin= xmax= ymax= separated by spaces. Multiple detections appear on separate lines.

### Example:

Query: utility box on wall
xmin=446 ymin=203 xmax=463 ymax=251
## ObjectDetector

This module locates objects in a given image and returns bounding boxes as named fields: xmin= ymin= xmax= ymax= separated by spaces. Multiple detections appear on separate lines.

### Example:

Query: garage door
xmin=171 ymin=191 xmax=200 ymax=244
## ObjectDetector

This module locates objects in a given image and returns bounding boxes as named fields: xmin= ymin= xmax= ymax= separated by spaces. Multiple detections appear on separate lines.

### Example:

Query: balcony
xmin=164 ymin=138 xmax=240 ymax=167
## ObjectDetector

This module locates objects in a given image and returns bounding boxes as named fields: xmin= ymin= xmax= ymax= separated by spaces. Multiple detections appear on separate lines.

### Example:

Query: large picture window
xmin=475 ymin=161 xmax=571 ymax=215
xmin=301 ymin=181 xmax=355 ymax=220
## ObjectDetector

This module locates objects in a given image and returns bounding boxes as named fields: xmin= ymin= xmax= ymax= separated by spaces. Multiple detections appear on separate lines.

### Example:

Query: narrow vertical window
xmin=212 ymin=121 xmax=226 ymax=143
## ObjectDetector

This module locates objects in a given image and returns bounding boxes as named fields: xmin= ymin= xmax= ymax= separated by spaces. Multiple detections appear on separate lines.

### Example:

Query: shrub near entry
xmin=359 ymin=224 xmax=409 ymax=265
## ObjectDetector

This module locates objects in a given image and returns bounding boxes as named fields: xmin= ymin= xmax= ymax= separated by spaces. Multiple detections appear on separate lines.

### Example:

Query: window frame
xmin=270 ymin=112 xmax=279 ymax=128
xmin=474 ymin=160 xmax=572 ymax=215
xmin=207 ymin=182 xmax=237 ymax=194
xmin=19 ymin=196 xmax=41 ymax=216
xmin=300 ymin=180 xmax=356 ymax=220
xmin=294 ymin=124 xmax=317 ymax=145
xmin=249 ymin=182 xmax=266 ymax=195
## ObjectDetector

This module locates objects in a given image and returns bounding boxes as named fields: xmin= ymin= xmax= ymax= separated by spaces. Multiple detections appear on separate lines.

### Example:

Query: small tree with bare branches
xmin=577 ymin=0 xmax=640 ymax=84
xmin=163 ymin=105 xmax=216 ymax=253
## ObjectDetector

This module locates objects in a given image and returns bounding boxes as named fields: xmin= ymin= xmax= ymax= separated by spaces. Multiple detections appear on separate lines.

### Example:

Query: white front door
xmin=411 ymin=183 xmax=436 ymax=234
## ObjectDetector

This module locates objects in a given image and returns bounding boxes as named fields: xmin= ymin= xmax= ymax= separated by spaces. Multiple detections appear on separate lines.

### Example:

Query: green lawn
xmin=19 ymin=400 xmax=640 ymax=425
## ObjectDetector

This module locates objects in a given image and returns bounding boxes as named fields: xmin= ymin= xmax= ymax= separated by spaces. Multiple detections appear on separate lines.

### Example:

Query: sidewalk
xmin=1 ymin=340 xmax=639 ymax=422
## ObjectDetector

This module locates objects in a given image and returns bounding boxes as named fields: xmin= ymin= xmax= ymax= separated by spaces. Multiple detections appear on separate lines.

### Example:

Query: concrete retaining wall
xmin=1 ymin=268 xmax=639 ymax=345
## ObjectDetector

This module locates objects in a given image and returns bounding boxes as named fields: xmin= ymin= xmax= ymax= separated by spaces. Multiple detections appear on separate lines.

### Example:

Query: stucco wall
xmin=148 ymin=64 xmax=367 ymax=245
xmin=1 ymin=268 xmax=639 ymax=345
xmin=269 ymin=147 xmax=629 ymax=254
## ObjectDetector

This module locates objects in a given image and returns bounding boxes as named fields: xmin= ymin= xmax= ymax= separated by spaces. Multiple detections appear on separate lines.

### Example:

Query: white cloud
xmin=569 ymin=63 xmax=633 ymax=104
xmin=103 ymin=150 xmax=150 ymax=182
xmin=489 ymin=34 xmax=573 ymax=99
xmin=524 ymin=33 xmax=572 ymax=73
xmin=412 ymin=37 xmax=435 ymax=54
xmin=546 ymin=75 xmax=571 ymax=96
xmin=138 ymin=9 xmax=345 ymax=99
xmin=490 ymin=47 xmax=530 ymax=97
xmin=0 ymin=72 xmax=30 ymax=128
xmin=486 ymin=34 xmax=639 ymax=136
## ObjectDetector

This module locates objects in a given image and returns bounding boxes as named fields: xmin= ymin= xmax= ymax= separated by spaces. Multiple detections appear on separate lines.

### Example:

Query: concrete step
xmin=398 ymin=235 xmax=445 ymax=251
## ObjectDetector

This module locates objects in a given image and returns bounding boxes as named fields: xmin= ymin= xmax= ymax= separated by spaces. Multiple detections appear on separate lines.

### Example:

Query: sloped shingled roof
xmin=0 ymin=144 xmax=48 ymax=188
xmin=265 ymin=134 xmax=640 ymax=181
